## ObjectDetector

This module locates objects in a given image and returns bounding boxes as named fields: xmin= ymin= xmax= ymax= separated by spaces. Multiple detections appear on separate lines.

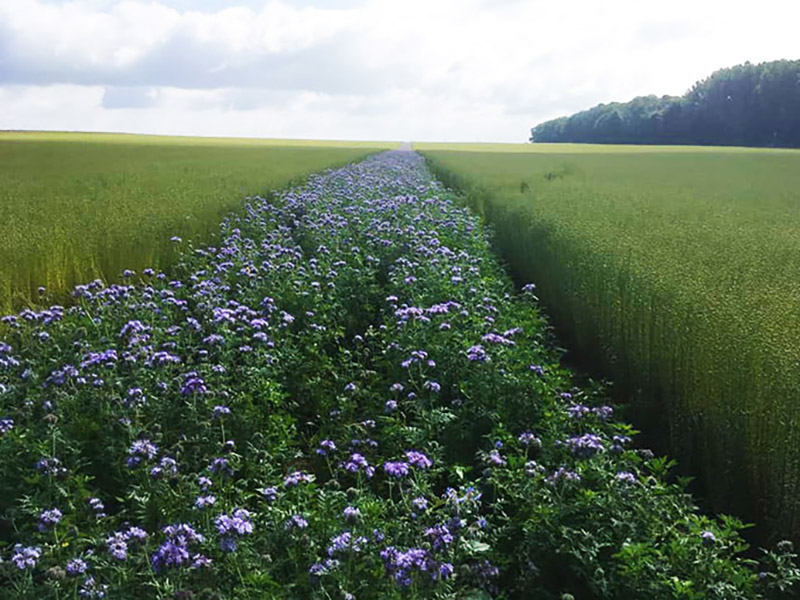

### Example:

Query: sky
xmin=0 ymin=0 xmax=798 ymax=142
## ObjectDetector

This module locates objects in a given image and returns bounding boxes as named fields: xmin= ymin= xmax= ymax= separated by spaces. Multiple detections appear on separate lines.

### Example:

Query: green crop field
xmin=0 ymin=132 xmax=393 ymax=312
xmin=417 ymin=142 xmax=800 ymax=540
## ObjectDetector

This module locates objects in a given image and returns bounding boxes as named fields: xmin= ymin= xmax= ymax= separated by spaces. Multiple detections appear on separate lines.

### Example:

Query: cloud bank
xmin=1 ymin=0 xmax=798 ymax=142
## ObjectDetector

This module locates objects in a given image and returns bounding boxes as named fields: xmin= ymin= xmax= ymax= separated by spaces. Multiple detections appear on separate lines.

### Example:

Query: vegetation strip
xmin=0 ymin=151 xmax=797 ymax=598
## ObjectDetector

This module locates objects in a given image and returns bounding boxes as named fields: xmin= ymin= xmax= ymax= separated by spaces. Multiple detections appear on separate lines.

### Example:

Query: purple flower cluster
xmin=467 ymin=344 xmax=488 ymax=362
xmin=327 ymin=531 xmax=368 ymax=556
xmin=106 ymin=526 xmax=148 ymax=561
xmin=215 ymin=509 xmax=254 ymax=551
xmin=126 ymin=438 xmax=158 ymax=468
xmin=546 ymin=467 xmax=582 ymax=486
xmin=11 ymin=544 xmax=41 ymax=570
xmin=343 ymin=454 xmax=374 ymax=478
xmin=383 ymin=461 xmax=410 ymax=478
xmin=424 ymin=523 xmax=454 ymax=550
xmin=405 ymin=450 xmax=432 ymax=469
xmin=284 ymin=470 xmax=315 ymax=487
xmin=151 ymin=523 xmax=207 ymax=570
xmin=0 ymin=417 xmax=13 ymax=435
xmin=563 ymin=433 xmax=605 ymax=458
xmin=38 ymin=507 xmax=62 ymax=531
xmin=285 ymin=514 xmax=309 ymax=532
xmin=316 ymin=439 xmax=336 ymax=456
xmin=380 ymin=546 xmax=453 ymax=587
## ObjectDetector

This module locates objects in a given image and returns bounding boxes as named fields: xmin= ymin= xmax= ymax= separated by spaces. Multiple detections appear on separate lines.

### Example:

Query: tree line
xmin=530 ymin=59 xmax=800 ymax=147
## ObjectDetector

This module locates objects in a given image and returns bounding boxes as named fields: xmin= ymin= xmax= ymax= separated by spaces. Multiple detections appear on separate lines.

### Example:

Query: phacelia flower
xmin=66 ymin=558 xmax=88 ymax=576
xmin=285 ymin=514 xmax=309 ymax=532
xmin=12 ymin=545 xmax=42 ymax=570
xmin=216 ymin=509 xmax=254 ymax=551
xmin=38 ymin=507 xmax=62 ymax=531
xmin=405 ymin=450 xmax=432 ymax=469
xmin=383 ymin=461 xmax=410 ymax=478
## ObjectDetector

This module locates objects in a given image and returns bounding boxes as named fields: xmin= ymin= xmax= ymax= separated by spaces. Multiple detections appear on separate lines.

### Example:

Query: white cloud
xmin=1 ymin=0 xmax=799 ymax=141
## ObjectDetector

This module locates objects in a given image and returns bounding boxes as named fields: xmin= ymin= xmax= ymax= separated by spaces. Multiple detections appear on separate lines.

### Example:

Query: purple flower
xmin=151 ymin=540 xmax=190 ymax=570
xmin=343 ymin=506 xmax=361 ymax=522
xmin=194 ymin=495 xmax=217 ymax=509
xmin=260 ymin=486 xmax=278 ymax=501
xmin=106 ymin=526 xmax=147 ymax=560
xmin=150 ymin=456 xmax=178 ymax=479
xmin=592 ymin=405 xmax=613 ymax=420
xmin=383 ymin=461 xmax=410 ymax=478
xmin=423 ymin=380 xmax=441 ymax=393
xmin=285 ymin=514 xmax=309 ymax=531
xmin=11 ymin=545 xmax=41 ymax=570
xmin=180 ymin=372 xmax=207 ymax=396
xmin=316 ymin=439 xmax=336 ymax=456
xmin=78 ymin=576 xmax=108 ymax=598
xmin=208 ymin=457 xmax=233 ymax=477
xmin=343 ymin=453 xmax=371 ymax=475
xmin=546 ymin=467 xmax=582 ymax=486
xmin=344 ymin=382 xmax=357 ymax=393
xmin=327 ymin=531 xmax=367 ymax=556
xmin=0 ymin=418 xmax=14 ymax=435
xmin=701 ymin=531 xmax=716 ymax=545
xmin=481 ymin=332 xmax=515 ymax=346
xmin=385 ymin=400 xmax=398 ymax=413
xmin=424 ymin=523 xmax=454 ymax=550
xmin=405 ymin=450 xmax=432 ymax=469
xmin=567 ymin=403 xmax=591 ymax=419
xmin=412 ymin=497 xmax=428 ymax=512
xmin=564 ymin=433 xmax=604 ymax=458
xmin=66 ymin=558 xmax=88 ymax=576
xmin=616 ymin=471 xmax=637 ymax=484
xmin=88 ymin=497 xmax=106 ymax=518
xmin=36 ymin=456 xmax=66 ymax=476
xmin=487 ymin=450 xmax=507 ymax=467
xmin=191 ymin=554 xmax=212 ymax=569
xmin=198 ymin=476 xmax=213 ymax=490
xmin=216 ymin=509 xmax=254 ymax=550
xmin=380 ymin=546 xmax=440 ymax=587
xmin=212 ymin=405 xmax=231 ymax=418
xmin=126 ymin=438 xmax=158 ymax=468
xmin=467 ymin=344 xmax=488 ymax=362
xmin=284 ymin=470 xmax=314 ymax=487
xmin=38 ymin=507 xmax=62 ymax=531
xmin=518 ymin=432 xmax=542 ymax=448
xmin=126 ymin=527 xmax=148 ymax=541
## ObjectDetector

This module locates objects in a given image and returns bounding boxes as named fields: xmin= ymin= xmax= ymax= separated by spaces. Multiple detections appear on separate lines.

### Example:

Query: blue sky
xmin=1 ymin=0 xmax=798 ymax=142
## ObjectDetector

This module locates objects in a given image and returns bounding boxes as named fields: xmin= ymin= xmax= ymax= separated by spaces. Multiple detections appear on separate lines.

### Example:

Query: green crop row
xmin=417 ymin=143 xmax=800 ymax=542
xmin=0 ymin=132 xmax=393 ymax=313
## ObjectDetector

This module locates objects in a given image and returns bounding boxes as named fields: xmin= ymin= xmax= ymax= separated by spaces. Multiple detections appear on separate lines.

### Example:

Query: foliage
xmin=0 ymin=151 xmax=796 ymax=598
xmin=0 ymin=132 xmax=392 ymax=313
xmin=530 ymin=59 xmax=800 ymax=147
xmin=419 ymin=144 xmax=800 ymax=545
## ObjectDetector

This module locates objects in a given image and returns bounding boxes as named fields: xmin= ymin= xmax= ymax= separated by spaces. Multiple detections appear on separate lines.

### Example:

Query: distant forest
xmin=530 ymin=59 xmax=800 ymax=147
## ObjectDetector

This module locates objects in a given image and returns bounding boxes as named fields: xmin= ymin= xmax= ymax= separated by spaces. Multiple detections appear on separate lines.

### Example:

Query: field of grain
xmin=0 ymin=132 xmax=393 ymax=312
xmin=417 ymin=142 xmax=800 ymax=540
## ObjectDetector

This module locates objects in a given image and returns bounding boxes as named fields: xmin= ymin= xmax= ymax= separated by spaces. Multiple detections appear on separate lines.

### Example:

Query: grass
xmin=0 ymin=132 xmax=394 ymax=313
xmin=417 ymin=142 xmax=800 ymax=541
